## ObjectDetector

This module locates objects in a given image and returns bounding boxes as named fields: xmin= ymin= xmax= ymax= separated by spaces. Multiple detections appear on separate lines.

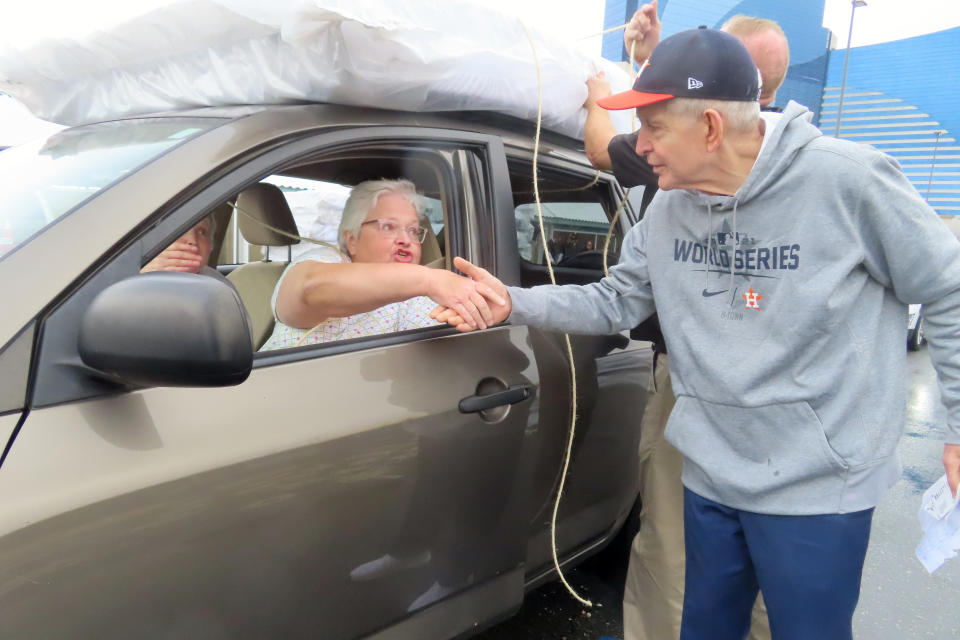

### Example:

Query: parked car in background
xmin=0 ymin=104 xmax=651 ymax=639
xmin=908 ymin=304 xmax=926 ymax=351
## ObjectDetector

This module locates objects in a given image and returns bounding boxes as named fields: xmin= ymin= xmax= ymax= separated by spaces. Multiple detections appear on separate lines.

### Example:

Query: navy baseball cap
xmin=598 ymin=27 xmax=760 ymax=110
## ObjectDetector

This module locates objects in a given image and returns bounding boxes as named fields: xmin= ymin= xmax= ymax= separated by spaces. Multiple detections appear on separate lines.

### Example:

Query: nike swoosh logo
xmin=701 ymin=289 xmax=728 ymax=297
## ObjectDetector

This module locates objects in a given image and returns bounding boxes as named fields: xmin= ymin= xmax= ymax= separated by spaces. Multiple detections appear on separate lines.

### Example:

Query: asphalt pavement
xmin=478 ymin=348 xmax=960 ymax=640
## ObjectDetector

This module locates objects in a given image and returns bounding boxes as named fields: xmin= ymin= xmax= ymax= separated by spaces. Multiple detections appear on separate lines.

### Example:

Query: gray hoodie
xmin=508 ymin=101 xmax=960 ymax=516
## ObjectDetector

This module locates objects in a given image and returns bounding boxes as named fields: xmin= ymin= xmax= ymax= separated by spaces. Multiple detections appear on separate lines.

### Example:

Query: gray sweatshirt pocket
xmin=666 ymin=395 xmax=852 ymax=514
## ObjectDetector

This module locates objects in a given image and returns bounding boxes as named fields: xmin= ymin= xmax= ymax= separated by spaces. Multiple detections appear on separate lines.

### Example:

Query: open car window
xmin=199 ymin=150 xmax=455 ymax=353
xmin=216 ymin=175 xmax=352 ymax=266
xmin=215 ymin=176 xmax=446 ymax=269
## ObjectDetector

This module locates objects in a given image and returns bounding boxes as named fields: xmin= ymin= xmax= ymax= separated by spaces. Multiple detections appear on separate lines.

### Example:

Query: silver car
xmin=0 ymin=104 xmax=650 ymax=639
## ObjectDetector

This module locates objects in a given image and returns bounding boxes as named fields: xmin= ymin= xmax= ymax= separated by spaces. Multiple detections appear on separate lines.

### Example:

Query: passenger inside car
xmin=140 ymin=214 xmax=235 ymax=290
xmin=259 ymin=178 xmax=502 ymax=350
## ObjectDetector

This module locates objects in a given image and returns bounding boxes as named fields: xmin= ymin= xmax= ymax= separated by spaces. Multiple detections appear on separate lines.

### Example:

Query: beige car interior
xmin=221 ymin=157 xmax=446 ymax=350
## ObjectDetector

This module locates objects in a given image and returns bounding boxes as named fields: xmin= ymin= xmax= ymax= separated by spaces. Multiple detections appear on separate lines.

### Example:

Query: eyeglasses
xmin=360 ymin=219 xmax=428 ymax=244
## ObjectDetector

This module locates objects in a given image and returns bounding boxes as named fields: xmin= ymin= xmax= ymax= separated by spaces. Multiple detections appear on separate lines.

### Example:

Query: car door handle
xmin=458 ymin=384 xmax=533 ymax=414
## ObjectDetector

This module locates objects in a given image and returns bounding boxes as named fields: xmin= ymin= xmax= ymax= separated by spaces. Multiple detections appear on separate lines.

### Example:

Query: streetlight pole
xmin=835 ymin=0 xmax=867 ymax=137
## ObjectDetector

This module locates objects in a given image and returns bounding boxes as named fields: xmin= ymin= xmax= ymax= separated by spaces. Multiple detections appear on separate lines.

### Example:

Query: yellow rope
xmin=520 ymin=18 xmax=593 ymax=609
xmin=576 ymin=21 xmax=630 ymax=40
xmin=512 ymin=170 xmax=601 ymax=196
xmin=230 ymin=201 xmax=348 ymax=259
xmin=603 ymin=188 xmax=630 ymax=277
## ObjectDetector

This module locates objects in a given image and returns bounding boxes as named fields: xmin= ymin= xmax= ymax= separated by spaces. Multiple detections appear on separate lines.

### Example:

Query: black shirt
xmin=608 ymin=130 xmax=657 ymax=190
xmin=607 ymin=131 xmax=663 ymax=349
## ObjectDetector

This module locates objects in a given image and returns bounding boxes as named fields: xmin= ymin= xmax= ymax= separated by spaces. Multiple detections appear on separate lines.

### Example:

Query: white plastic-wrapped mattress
xmin=0 ymin=0 xmax=634 ymax=138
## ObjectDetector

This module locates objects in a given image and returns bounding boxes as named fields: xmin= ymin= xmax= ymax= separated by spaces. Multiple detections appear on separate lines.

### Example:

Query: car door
xmin=0 ymin=123 xmax=536 ymax=639
xmin=499 ymin=151 xmax=653 ymax=581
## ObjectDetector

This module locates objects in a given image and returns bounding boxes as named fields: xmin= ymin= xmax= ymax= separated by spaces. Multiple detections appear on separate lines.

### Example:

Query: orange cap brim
xmin=596 ymin=90 xmax=675 ymax=111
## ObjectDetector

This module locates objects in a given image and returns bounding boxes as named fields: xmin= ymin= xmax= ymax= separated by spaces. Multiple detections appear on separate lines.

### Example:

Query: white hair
xmin=665 ymin=98 xmax=760 ymax=133
xmin=338 ymin=178 xmax=426 ymax=253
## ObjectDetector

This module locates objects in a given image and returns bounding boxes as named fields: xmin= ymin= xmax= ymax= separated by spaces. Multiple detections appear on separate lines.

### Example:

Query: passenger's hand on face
xmin=624 ymin=1 xmax=661 ymax=65
xmin=430 ymin=257 xmax=512 ymax=332
xmin=585 ymin=71 xmax=612 ymax=109
xmin=944 ymin=444 xmax=960 ymax=498
xmin=140 ymin=240 xmax=205 ymax=274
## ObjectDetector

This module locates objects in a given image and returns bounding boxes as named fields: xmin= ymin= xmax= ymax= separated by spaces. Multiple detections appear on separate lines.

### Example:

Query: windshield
xmin=0 ymin=118 xmax=224 ymax=261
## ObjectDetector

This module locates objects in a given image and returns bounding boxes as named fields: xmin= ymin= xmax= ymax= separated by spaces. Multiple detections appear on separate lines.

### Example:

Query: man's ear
xmin=703 ymin=109 xmax=724 ymax=153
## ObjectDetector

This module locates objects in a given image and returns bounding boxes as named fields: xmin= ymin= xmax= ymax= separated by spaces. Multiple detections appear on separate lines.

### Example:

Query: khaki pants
xmin=623 ymin=354 xmax=770 ymax=640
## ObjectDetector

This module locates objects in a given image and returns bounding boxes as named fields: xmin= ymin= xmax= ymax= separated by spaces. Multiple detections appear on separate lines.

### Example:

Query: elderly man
xmin=584 ymin=6 xmax=790 ymax=639
xmin=586 ymin=4 xmax=790 ymax=187
xmin=436 ymin=27 xmax=960 ymax=640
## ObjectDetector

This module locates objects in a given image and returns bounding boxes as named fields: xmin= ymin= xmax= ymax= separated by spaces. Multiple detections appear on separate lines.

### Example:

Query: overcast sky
xmin=2 ymin=0 xmax=959 ymax=144
xmin=3 ymin=0 xmax=958 ymax=50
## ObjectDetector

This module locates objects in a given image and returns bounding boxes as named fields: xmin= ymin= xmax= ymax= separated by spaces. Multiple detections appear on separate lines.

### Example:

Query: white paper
xmin=921 ymin=474 xmax=960 ymax=521
xmin=915 ymin=474 xmax=960 ymax=574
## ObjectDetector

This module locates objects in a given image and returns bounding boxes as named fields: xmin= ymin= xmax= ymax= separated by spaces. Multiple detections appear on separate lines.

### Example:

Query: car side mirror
xmin=78 ymin=272 xmax=253 ymax=388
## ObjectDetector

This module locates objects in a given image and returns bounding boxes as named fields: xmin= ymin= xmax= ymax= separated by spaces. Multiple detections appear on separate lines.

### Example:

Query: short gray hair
xmin=203 ymin=212 xmax=217 ymax=236
xmin=665 ymin=98 xmax=760 ymax=133
xmin=338 ymin=179 xmax=426 ymax=253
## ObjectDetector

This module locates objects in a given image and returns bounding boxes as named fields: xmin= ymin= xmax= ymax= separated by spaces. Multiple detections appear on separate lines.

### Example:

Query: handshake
xmin=427 ymin=257 xmax=512 ymax=332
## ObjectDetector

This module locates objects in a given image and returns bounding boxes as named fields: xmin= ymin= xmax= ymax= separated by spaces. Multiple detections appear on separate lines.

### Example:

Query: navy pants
xmin=681 ymin=488 xmax=873 ymax=640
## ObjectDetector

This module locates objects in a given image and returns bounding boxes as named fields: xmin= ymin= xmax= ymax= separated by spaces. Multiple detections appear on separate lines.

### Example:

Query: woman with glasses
xmin=260 ymin=179 xmax=501 ymax=350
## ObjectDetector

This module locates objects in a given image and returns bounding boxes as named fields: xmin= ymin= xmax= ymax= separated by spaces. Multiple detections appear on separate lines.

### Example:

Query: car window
xmin=0 ymin=118 xmax=224 ymax=262
xmin=509 ymin=161 xmax=625 ymax=281
xmin=217 ymin=176 xmax=446 ymax=268
xmin=515 ymin=201 xmax=618 ymax=265
xmin=216 ymin=175 xmax=353 ymax=266
xmin=176 ymin=150 xmax=456 ymax=353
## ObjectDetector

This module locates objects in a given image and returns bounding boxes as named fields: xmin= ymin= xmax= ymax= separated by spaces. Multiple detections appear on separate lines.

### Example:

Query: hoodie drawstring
xmin=704 ymin=203 xmax=713 ymax=292
xmin=729 ymin=199 xmax=738 ymax=295
xmin=703 ymin=199 xmax=739 ymax=296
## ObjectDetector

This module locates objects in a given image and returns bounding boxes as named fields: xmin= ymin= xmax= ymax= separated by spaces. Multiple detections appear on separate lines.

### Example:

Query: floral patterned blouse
xmin=259 ymin=246 xmax=440 ymax=351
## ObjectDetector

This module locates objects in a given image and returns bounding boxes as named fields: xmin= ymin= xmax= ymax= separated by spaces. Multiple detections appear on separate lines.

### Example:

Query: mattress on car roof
xmin=0 ymin=0 xmax=634 ymax=139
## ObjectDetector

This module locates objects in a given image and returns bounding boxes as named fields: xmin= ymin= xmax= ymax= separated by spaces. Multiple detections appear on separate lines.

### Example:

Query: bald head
xmin=721 ymin=16 xmax=790 ymax=107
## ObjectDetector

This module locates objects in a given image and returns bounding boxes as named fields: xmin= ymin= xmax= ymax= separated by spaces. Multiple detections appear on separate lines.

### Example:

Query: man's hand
xmin=583 ymin=71 xmax=616 ymax=170
xmin=585 ymin=71 xmax=612 ymax=109
xmin=944 ymin=444 xmax=960 ymax=498
xmin=140 ymin=240 xmax=205 ymax=274
xmin=624 ymin=1 xmax=661 ymax=66
xmin=431 ymin=257 xmax=511 ymax=332
xmin=425 ymin=264 xmax=506 ymax=331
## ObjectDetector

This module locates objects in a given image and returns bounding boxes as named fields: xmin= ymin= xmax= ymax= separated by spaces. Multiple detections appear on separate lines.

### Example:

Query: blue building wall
xmin=602 ymin=0 xmax=831 ymax=120
xmin=822 ymin=27 xmax=960 ymax=214
xmin=601 ymin=2 xmax=958 ymax=214
xmin=602 ymin=0 xmax=639 ymax=62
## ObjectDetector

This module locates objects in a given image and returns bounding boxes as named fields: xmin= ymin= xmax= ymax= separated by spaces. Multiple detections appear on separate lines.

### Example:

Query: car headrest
xmin=420 ymin=222 xmax=442 ymax=267
xmin=235 ymin=183 xmax=299 ymax=247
